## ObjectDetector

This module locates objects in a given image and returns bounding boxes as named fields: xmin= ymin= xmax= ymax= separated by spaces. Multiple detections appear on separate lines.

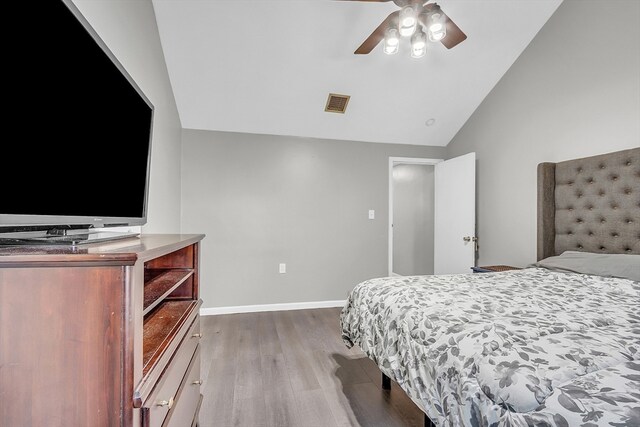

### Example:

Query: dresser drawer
xmin=142 ymin=315 xmax=201 ymax=427
xmin=164 ymin=345 xmax=201 ymax=427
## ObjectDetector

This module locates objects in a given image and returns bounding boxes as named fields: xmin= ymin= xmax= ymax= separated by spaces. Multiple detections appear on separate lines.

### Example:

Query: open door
xmin=434 ymin=152 xmax=476 ymax=274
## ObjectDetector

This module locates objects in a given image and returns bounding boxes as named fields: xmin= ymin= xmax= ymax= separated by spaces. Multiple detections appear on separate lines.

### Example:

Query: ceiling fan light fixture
xmin=410 ymin=30 xmax=427 ymax=58
xmin=427 ymin=12 xmax=447 ymax=42
xmin=398 ymin=6 xmax=417 ymax=37
xmin=350 ymin=1 xmax=466 ymax=56
xmin=383 ymin=28 xmax=400 ymax=54
xmin=385 ymin=28 xmax=400 ymax=46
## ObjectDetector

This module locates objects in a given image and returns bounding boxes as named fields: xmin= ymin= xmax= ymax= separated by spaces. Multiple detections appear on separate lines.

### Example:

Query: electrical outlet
xmin=368 ymin=210 xmax=375 ymax=220
xmin=279 ymin=263 xmax=286 ymax=274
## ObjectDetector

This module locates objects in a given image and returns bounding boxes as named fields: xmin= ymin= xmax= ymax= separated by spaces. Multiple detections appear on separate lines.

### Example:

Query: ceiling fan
xmin=342 ymin=0 xmax=467 ymax=57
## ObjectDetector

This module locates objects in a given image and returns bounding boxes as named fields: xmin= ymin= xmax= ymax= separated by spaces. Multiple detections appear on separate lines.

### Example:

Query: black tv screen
xmin=0 ymin=0 xmax=153 ymax=232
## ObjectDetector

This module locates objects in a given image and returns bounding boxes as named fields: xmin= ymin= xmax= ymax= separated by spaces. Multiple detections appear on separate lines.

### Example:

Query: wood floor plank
xmin=198 ymin=307 xmax=424 ymax=427
xmin=257 ymin=312 xmax=283 ymax=356
xmin=261 ymin=354 xmax=301 ymax=427
xmin=329 ymin=353 xmax=373 ymax=387
xmin=319 ymin=307 xmax=364 ymax=356
xmin=231 ymin=397 xmax=267 ymax=427
xmin=304 ymin=349 xmax=370 ymax=392
xmin=230 ymin=321 xmax=268 ymax=426
xmin=292 ymin=309 xmax=334 ymax=352
xmin=358 ymin=354 xmax=386 ymax=386
xmin=199 ymin=314 xmax=231 ymax=380
xmin=273 ymin=311 xmax=321 ymax=392
xmin=208 ymin=313 xmax=241 ymax=368
xmin=341 ymin=382 xmax=409 ymax=427
xmin=321 ymin=385 xmax=362 ymax=427
xmin=294 ymin=388 xmax=340 ymax=427
xmin=233 ymin=327 xmax=263 ymax=400
xmin=198 ymin=371 xmax=235 ymax=427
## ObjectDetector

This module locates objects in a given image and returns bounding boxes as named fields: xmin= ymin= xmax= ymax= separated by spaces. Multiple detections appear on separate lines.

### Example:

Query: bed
xmin=340 ymin=148 xmax=640 ymax=426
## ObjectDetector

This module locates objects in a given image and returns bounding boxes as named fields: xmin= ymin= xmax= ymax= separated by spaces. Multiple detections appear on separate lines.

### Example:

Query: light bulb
xmin=411 ymin=46 xmax=426 ymax=58
xmin=399 ymin=6 xmax=416 ymax=26
xmin=410 ymin=30 xmax=427 ymax=58
xmin=412 ymin=38 xmax=426 ymax=50
xmin=384 ymin=44 xmax=399 ymax=55
xmin=385 ymin=28 xmax=399 ymax=46
xmin=401 ymin=16 xmax=416 ymax=27
xmin=383 ymin=28 xmax=400 ymax=54
xmin=429 ymin=28 xmax=446 ymax=42
xmin=429 ymin=23 xmax=443 ymax=33
xmin=428 ymin=12 xmax=446 ymax=42
xmin=398 ymin=6 xmax=417 ymax=37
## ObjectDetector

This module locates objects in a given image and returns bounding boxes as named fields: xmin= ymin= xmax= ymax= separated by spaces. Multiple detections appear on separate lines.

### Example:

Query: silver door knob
xmin=157 ymin=397 xmax=174 ymax=409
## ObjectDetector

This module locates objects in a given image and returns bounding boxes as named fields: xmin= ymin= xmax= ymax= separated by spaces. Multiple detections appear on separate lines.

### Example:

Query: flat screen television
xmin=0 ymin=0 xmax=154 ymax=245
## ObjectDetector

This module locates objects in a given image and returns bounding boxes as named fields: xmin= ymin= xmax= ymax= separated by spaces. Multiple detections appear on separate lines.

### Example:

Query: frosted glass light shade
xmin=383 ymin=28 xmax=400 ymax=54
xmin=399 ymin=6 xmax=417 ymax=37
xmin=427 ymin=12 xmax=446 ymax=42
xmin=411 ymin=30 xmax=427 ymax=58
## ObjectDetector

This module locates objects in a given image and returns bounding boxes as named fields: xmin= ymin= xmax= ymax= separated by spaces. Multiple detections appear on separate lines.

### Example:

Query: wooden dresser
xmin=0 ymin=234 xmax=204 ymax=427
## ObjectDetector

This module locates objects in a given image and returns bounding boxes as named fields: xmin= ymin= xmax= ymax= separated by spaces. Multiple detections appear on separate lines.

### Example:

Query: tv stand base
xmin=0 ymin=230 xmax=139 ymax=246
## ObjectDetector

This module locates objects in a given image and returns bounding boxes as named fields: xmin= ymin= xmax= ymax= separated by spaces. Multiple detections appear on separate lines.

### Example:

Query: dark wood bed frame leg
xmin=381 ymin=372 xmax=391 ymax=390
xmin=382 ymin=373 xmax=435 ymax=427
xmin=425 ymin=413 xmax=436 ymax=427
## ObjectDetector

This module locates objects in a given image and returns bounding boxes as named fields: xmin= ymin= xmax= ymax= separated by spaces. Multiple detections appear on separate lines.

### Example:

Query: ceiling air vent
xmin=325 ymin=93 xmax=350 ymax=114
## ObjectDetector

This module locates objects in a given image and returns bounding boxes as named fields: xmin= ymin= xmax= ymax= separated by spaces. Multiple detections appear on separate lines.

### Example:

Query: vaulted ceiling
xmin=152 ymin=0 xmax=562 ymax=147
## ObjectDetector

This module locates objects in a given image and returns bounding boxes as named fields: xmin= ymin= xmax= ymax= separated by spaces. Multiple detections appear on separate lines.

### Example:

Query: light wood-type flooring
xmin=198 ymin=307 xmax=423 ymax=427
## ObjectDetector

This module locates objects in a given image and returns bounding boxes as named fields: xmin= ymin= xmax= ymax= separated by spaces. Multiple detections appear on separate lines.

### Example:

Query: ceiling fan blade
xmin=440 ymin=10 xmax=467 ymax=49
xmin=354 ymin=10 xmax=400 ymax=54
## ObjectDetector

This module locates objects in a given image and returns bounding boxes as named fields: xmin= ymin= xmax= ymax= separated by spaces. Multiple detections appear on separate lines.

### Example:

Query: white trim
xmin=199 ymin=299 xmax=346 ymax=316
xmin=390 ymin=157 xmax=443 ymax=165
xmin=388 ymin=157 xmax=443 ymax=276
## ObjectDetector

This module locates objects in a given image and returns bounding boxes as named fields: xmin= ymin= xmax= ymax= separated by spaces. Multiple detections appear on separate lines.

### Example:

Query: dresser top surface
xmin=0 ymin=234 xmax=205 ymax=266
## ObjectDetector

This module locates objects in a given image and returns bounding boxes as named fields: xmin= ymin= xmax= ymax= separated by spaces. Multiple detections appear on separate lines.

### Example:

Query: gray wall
xmin=446 ymin=0 xmax=640 ymax=267
xmin=392 ymin=164 xmax=434 ymax=276
xmin=181 ymin=130 xmax=446 ymax=308
xmin=73 ymin=0 xmax=182 ymax=233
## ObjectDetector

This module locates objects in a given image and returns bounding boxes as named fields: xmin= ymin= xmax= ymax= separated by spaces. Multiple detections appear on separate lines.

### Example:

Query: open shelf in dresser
xmin=135 ymin=238 xmax=204 ymax=427
xmin=143 ymin=269 xmax=194 ymax=315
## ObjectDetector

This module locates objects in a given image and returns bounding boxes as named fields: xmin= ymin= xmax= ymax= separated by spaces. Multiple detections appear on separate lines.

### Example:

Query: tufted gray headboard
xmin=537 ymin=147 xmax=640 ymax=261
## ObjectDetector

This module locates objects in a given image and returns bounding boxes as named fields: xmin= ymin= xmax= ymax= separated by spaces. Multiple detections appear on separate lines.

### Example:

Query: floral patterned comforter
xmin=340 ymin=268 xmax=640 ymax=426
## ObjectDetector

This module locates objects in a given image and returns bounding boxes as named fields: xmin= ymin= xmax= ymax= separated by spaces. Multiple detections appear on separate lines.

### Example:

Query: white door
xmin=434 ymin=152 xmax=476 ymax=274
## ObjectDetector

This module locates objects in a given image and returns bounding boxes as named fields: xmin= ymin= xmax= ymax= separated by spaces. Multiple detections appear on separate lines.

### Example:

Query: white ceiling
xmin=152 ymin=0 xmax=562 ymax=147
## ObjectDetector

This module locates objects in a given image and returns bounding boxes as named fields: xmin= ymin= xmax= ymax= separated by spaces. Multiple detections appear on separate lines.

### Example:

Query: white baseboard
xmin=199 ymin=299 xmax=346 ymax=316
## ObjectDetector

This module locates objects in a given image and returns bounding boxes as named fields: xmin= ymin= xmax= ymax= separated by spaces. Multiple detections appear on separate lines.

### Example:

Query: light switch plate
xmin=368 ymin=210 xmax=375 ymax=220
xmin=279 ymin=263 xmax=286 ymax=274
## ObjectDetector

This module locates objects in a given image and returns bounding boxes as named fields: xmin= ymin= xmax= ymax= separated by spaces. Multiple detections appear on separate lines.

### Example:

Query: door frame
xmin=388 ymin=157 xmax=443 ymax=276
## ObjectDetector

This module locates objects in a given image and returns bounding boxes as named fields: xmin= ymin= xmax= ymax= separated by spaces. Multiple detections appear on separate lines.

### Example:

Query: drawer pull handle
xmin=192 ymin=380 xmax=203 ymax=385
xmin=192 ymin=333 xmax=203 ymax=338
xmin=157 ymin=397 xmax=174 ymax=409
